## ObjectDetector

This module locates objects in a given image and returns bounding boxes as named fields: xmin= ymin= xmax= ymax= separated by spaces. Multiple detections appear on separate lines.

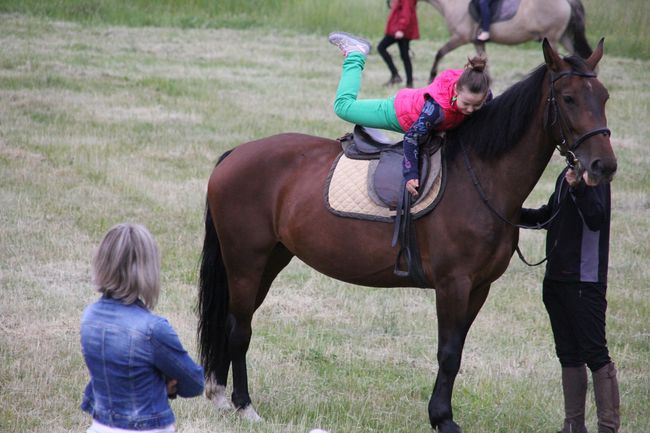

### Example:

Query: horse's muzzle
xmin=578 ymin=157 xmax=617 ymax=185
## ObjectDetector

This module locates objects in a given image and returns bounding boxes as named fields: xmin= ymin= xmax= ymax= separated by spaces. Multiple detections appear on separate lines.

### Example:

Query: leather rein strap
xmin=462 ymin=67 xmax=610 ymax=266
xmin=392 ymin=181 xmax=429 ymax=287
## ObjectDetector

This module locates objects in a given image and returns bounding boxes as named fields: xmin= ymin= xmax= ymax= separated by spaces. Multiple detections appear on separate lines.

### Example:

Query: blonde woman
xmin=80 ymin=223 xmax=204 ymax=433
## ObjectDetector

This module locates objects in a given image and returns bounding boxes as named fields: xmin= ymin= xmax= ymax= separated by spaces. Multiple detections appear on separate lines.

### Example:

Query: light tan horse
xmin=423 ymin=0 xmax=592 ymax=80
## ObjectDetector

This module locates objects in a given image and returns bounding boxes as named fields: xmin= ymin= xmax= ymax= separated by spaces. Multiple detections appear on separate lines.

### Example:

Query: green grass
xmin=583 ymin=0 xmax=650 ymax=59
xmin=0 ymin=12 xmax=648 ymax=433
xmin=0 ymin=0 xmax=647 ymax=58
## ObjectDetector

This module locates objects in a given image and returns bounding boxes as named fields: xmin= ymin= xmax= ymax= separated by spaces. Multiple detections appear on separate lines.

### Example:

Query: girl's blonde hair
xmin=457 ymin=55 xmax=491 ymax=95
xmin=92 ymin=223 xmax=160 ymax=309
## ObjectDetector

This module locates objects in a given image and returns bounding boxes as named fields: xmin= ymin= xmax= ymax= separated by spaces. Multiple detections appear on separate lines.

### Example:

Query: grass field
xmin=0 ymin=7 xmax=649 ymax=433
xmin=0 ymin=0 xmax=648 ymax=59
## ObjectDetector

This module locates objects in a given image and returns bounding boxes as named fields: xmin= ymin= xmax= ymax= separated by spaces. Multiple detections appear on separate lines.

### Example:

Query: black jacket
xmin=520 ymin=168 xmax=610 ymax=283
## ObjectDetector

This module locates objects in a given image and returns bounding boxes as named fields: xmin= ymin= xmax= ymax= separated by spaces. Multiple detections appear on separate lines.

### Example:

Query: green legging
xmin=333 ymin=52 xmax=403 ymax=132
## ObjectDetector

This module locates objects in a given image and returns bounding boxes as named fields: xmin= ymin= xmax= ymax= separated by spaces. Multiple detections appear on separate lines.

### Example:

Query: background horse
xmin=422 ymin=0 xmax=593 ymax=81
xmin=198 ymin=40 xmax=615 ymax=432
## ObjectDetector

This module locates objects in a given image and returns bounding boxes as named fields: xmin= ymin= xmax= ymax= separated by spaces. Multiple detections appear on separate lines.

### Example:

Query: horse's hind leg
xmin=227 ymin=243 xmax=294 ymax=420
xmin=205 ymin=315 xmax=235 ymax=410
xmin=429 ymin=35 xmax=466 ymax=82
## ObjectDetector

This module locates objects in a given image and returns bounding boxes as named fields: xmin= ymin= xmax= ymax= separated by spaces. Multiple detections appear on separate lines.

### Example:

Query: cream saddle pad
xmin=324 ymin=150 xmax=445 ymax=222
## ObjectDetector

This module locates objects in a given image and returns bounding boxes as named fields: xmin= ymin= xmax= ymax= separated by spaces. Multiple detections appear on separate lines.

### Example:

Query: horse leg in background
xmin=428 ymin=280 xmax=491 ymax=433
xmin=429 ymin=35 xmax=466 ymax=83
xmin=474 ymin=41 xmax=486 ymax=56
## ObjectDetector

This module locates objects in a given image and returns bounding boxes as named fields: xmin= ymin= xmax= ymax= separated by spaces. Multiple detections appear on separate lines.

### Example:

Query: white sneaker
xmin=328 ymin=31 xmax=371 ymax=56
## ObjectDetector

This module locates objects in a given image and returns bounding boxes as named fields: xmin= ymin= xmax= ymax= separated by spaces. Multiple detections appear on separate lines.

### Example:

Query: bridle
xmin=460 ymin=67 xmax=611 ymax=266
xmin=545 ymin=69 xmax=611 ymax=169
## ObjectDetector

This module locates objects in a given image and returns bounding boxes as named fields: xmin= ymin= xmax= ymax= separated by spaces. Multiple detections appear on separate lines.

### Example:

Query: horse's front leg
xmin=429 ymin=280 xmax=491 ymax=433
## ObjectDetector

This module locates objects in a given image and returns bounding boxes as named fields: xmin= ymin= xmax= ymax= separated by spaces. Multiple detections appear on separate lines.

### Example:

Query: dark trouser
xmin=543 ymin=278 xmax=611 ymax=371
xmin=479 ymin=0 xmax=492 ymax=32
xmin=377 ymin=35 xmax=412 ymax=85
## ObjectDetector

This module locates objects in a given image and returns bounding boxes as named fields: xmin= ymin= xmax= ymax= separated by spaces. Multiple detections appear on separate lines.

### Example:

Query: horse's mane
xmin=445 ymin=55 xmax=594 ymax=161
xmin=445 ymin=64 xmax=547 ymax=161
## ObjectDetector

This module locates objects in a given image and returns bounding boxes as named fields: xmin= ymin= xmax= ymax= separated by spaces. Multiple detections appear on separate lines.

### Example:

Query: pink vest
xmin=393 ymin=69 xmax=466 ymax=132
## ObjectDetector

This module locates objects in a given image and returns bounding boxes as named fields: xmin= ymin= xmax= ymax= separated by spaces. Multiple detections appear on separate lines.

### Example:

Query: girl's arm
xmin=403 ymin=98 xmax=443 ymax=183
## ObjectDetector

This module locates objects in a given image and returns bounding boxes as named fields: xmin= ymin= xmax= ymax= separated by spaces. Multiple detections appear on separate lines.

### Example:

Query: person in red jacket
xmin=378 ymin=0 xmax=419 ymax=87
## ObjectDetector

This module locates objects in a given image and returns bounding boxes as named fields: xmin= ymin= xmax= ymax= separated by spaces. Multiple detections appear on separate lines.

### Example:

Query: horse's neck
xmin=422 ymin=0 xmax=469 ymax=21
xmin=489 ymin=129 xmax=556 ymax=213
xmin=421 ymin=0 xmax=445 ymax=16
xmin=468 ymin=103 xmax=556 ymax=216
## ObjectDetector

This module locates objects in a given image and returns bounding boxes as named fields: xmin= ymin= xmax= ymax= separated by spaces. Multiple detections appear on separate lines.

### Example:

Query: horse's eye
xmin=562 ymin=95 xmax=575 ymax=104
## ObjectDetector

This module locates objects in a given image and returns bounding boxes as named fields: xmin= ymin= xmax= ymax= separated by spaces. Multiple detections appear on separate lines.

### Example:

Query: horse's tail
xmin=197 ymin=150 xmax=232 ymax=380
xmin=565 ymin=0 xmax=593 ymax=59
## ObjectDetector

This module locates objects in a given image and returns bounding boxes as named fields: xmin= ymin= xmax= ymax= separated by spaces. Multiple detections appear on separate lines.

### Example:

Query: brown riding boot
xmin=558 ymin=365 xmax=589 ymax=433
xmin=592 ymin=362 xmax=620 ymax=433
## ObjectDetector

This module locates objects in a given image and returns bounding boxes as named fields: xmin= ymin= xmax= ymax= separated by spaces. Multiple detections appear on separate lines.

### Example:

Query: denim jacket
xmin=80 ymin=296 xmax=204 ymax=430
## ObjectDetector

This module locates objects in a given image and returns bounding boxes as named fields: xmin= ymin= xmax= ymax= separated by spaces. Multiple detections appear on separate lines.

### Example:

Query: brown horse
xmin=423 ymin=0 xmax=593 ymax=81
xmin=197 ymin=40 xmax=616 ymax=432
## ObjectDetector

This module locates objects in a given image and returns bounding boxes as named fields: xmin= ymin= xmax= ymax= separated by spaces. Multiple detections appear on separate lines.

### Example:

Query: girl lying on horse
xmin=328 ymin=32 xmax=492 ymax=197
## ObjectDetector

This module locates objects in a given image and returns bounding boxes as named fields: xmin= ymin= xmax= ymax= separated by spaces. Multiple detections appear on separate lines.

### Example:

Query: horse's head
xmin=542 ymin=38 xmax=617 ymax=185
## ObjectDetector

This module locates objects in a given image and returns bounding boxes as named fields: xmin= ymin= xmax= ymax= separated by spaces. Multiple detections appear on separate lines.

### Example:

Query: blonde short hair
xmin=92 ymin=223 xmax=160 ymax=309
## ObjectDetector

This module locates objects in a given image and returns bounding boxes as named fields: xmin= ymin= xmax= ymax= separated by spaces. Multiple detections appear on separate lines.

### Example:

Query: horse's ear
xmin=542 ymin=38 xmax=563 ymax=72
xmin=585 ymin=38 xmax=605 ymax=70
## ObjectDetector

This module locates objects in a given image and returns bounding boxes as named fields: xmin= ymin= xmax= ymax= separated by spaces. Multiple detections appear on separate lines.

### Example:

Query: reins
xmin=392 ymin=181 xmax=429 ymax=286
xmin=460 ymin=140 xmax=568 ymax=267
xmin=461 ymin=67 xmax=610 ymax=267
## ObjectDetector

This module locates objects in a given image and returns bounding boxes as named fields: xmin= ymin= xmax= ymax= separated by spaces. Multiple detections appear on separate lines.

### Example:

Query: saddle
xmin=324 ymin=126 xmax=447 ymax=287
xmin=340 ymin=125 xmax=443 ymax=208
xmin=468 ymin=0 xmax=520 ymax=26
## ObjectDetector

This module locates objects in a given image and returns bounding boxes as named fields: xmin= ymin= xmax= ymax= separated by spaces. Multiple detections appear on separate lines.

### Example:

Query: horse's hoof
xmin=436 ymin=419 xmax=462 ymax=433
xmin=237 ymin=404 xmax=263 ymax=422
xmin=204 ymin=379 xmax=222 ymax=399
xmin=205 ymin=384 xmax=235 ymax=411
xmin=212 ymin=394 xmax=235 ymax=411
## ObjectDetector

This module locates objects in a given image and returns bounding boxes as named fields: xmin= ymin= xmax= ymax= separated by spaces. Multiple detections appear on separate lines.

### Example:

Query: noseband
xmin=545 ymin=70 xmax=611 ymax=168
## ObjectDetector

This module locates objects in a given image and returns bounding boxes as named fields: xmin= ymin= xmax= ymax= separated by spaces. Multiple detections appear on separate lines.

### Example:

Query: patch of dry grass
xmin=1 ymin=14 xmax=648 ymax=433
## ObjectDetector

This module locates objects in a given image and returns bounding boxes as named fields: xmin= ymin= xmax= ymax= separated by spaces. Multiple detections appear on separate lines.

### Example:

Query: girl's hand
xmin=395 ymin=30 xmax=404 ymax=39
xmin=406 ymin=179 xmax=419 ymax=197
